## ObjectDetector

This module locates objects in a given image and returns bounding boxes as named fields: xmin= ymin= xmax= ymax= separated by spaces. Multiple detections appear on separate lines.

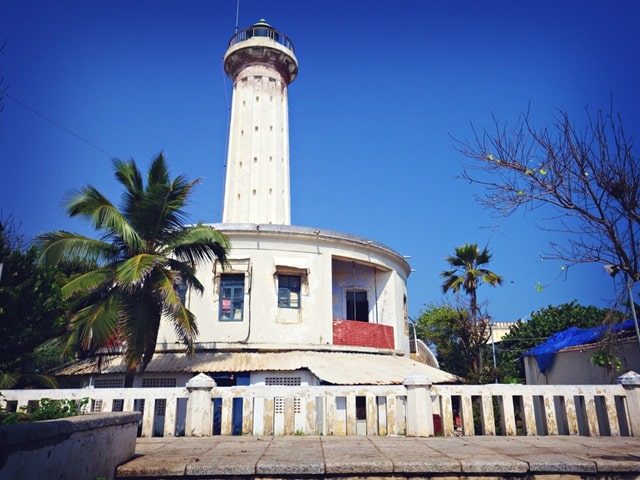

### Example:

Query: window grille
xmin=265 ymin=376 xmax=301 ymax=386
xmin=155 ymin=399 xmax=167 ymax=416
xmin=93 ymin=378 xmax=124 ymax=388
xmin=268 ymin=377 xmax=302 ymax=415
xmin=274 ymin=396 xmax=284 ymax=414
xmin=142 ymin=378 xmax=177 ymax=388
xmin=273 ymin=397 xmax=301 ymax=414
xmin=91 ymin=399 xmax=103 ymax=413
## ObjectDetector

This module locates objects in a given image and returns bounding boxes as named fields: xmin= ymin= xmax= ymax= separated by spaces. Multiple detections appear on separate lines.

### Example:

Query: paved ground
xmin=116 ymin=435 xmax=640 ymax=479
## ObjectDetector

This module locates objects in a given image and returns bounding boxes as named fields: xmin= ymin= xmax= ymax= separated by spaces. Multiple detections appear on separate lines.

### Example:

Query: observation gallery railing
xmin=2 ymin=371 xmax=640 ymax=438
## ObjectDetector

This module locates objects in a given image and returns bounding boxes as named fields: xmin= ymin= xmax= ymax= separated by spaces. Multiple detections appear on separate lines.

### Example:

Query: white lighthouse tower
xmin=222 ymin=19 xmax=298 ymax=225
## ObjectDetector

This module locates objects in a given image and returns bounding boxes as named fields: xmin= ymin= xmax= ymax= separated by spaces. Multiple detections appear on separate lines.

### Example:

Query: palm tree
xmin=441 ymin=243 xmax=503 ymax=321
xmin=441 ymin=243 xmax=502 ymax=381
xmin=36 ymin=154 xmax=229 ymax=386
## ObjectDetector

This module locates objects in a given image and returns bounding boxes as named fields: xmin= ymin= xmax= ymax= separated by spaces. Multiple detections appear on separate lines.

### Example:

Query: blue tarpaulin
xmin=522 ymin=320 xmax=635 ymax=374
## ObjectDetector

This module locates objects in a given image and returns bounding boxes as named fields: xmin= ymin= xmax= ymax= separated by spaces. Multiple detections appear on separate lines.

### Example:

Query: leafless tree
xmin=457 ymin=106 xmax=639 ymax=293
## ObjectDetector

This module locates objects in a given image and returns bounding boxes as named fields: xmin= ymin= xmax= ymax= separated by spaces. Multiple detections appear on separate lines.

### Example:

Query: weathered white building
xmin=57 ymin=20 xmax=453 ymax=390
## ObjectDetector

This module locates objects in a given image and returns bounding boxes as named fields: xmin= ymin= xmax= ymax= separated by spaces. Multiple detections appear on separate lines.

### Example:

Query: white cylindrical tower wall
xmin=222 ymin=21 xmax=298 ymax=225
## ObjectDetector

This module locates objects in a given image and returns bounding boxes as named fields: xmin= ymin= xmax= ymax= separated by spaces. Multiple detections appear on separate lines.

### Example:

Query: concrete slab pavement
xmin=116 ymin=435 xmax=640 ymax=479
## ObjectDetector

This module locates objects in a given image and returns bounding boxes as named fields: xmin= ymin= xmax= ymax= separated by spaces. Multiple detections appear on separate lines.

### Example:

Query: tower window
xmin=346 ymin=290 xmax=368 ymax=322
xmin=278 ymin=275 xmax=300 ymax=309
xmin=220 ymin=274 xmax=244 ymax=321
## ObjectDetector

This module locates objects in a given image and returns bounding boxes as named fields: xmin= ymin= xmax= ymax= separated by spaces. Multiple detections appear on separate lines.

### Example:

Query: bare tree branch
xmin=456 ymin=105 xmax=640 ymax=285
xmin=0 ymin=38 xmax=6 ymax=114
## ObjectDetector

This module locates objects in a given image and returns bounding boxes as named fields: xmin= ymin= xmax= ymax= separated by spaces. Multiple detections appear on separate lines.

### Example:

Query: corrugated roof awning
xmin=54 ymin=351 xmax=458 ymax=384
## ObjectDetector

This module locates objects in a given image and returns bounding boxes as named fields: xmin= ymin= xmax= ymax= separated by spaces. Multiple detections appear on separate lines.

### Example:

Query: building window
xmin=93 ymin=378 xmax=124 ymax=388
xmin=278 ymin=275 xmax=300 ymax=309
xmin=173 ymin=275 xmax=187 ymax=305
xmin=220 ymin=274 xmax=245 ymax=321
xmin=346 ymin=290 xmax=368 ymax=322
xmin=142 ymin=378 xmax=177 ymax=388
xmin=266 ymin=376 xmax=302 ymax=386
xmin=268 ymin=376 xmax=302 ymax=414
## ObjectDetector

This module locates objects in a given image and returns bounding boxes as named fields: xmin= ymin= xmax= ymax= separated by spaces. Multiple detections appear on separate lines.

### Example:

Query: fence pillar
xmin=403 ymin=373 xmax=434 ymax=436
xmin=617 ymin=370 xmax=640 ymax=436
xmin=185 ymin=373 xmax=216 ymax=437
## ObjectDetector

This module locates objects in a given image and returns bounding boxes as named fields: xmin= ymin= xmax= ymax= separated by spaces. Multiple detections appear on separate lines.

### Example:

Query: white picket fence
xmin=2 ymin=371 xmax=640 ymax=437
xmin=433 ymin=383 xmax=633 ymax=436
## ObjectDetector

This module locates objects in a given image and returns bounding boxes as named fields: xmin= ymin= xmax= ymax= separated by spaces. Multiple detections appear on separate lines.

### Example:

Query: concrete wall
xmin=525 ymin=337 xmax=640 ymax=384
xmin=0 ymin=412 xmax=140 ymax=480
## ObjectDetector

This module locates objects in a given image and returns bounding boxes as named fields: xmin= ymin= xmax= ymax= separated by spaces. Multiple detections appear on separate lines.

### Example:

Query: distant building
xmin=56 ymin=20 xmax=454 ymax=389
xmin=490 ymin=321 xmax=516 ymax=343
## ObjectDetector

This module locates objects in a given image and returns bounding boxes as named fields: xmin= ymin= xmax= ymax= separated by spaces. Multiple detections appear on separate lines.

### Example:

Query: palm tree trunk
xmin=124 ymin=371 xmax=136 ymax=388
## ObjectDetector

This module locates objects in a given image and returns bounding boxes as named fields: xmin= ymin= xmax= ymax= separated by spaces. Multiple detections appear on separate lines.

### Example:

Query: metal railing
xmin=228 ymin=26 xmax=295 ymax=52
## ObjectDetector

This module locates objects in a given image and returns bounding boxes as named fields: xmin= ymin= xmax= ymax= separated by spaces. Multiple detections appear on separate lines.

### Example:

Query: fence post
xmin=403 ymin=373 xmax=434 ymax=436
xmin=617 ymin=370 xmax=640 ymax=436
xmin=185 ymin=373 xmax=216 ymax=436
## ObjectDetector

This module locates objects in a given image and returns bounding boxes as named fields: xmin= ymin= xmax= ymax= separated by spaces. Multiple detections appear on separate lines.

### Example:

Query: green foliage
xmin=496 ymin=301 xmax=619 ymax=382
xmin=441 ymin=244 xmax=503 ymax=318
xmin=0 ymin=219 xmax=77 ymax=388
xmin=36 ymin=154 xmax=230 ymax=385
xmin=415 ymin=303 xmax=493 ymax=383
xmin=590 ymin=348 xmax=623 ymax=373
xmin=434 ymin=243 xmax=502 ymax=382
xmin=0 ymin=394 xmax=89 ymax=425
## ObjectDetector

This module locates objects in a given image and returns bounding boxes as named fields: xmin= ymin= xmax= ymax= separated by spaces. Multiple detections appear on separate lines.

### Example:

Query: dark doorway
xmin=346 ymin=290 xmax=368 ymax=322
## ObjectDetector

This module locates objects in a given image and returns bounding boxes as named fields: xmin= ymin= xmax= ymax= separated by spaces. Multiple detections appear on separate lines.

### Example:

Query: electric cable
xmin=3 ymin=90 xmax=113 ymax=158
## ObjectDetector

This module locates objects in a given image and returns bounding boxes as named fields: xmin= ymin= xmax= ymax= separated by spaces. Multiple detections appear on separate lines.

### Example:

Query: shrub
xmin=0 ymin=394 xmax=88 ymax=425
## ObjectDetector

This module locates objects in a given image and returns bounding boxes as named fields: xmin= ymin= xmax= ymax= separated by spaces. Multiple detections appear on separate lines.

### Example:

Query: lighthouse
xmin=57 ymin=20 xmax=454 ymax=392
xmin=222 ymin=19 xmax=298 ymax=225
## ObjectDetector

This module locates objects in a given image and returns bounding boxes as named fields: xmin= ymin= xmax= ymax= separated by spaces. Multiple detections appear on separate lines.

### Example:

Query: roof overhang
xmin=54 ymin=351 xmax=458 ymax=385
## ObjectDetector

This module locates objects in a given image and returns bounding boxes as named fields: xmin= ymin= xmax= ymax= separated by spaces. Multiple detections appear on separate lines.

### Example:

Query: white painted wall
xmin=157 ymin=224 xmax=411 ymax=354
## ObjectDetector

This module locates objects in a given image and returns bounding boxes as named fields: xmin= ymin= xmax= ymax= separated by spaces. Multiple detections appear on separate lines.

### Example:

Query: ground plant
xmin=0 ymin=394 xmax=88 ymax=425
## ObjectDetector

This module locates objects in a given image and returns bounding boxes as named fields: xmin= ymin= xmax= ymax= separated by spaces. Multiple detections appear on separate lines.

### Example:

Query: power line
xmin=2 ymin=91 xmax=113 ymax=158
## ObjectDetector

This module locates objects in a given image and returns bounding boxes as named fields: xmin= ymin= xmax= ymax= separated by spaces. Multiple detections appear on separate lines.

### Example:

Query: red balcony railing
xmin=333 ymin=319 xmax=395 ymax=350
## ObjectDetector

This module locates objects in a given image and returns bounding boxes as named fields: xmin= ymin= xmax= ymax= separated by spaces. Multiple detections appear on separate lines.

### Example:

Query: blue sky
xmin=1 ymin=0 xmax=639 ymax=322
